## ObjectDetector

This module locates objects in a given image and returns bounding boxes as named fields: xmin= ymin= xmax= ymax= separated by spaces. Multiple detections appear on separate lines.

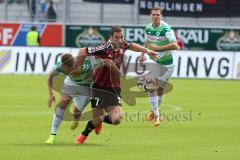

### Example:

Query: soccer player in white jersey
xmin=140 ymin=7 xmax=179 ymax=127
xmin=46 ymin=53 xmax=120 ymax=144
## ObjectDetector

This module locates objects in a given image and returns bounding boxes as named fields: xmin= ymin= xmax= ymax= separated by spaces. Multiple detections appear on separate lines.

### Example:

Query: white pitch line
xmin=161 ymin=104 xmax=183 ymax=112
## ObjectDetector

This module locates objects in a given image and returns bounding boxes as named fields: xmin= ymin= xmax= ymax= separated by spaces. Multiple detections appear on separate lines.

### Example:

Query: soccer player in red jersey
xmin=74 ymin=26 xmax=159 ymax=144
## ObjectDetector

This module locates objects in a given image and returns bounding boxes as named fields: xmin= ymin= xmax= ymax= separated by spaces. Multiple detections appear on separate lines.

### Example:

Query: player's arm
xmin=75 ymin=48 xmax=87 ymax=72
xmin=148 ymin=28 xmax=179 ymax=52
xmin=75 ymin=43 xmax=109 ymax=72
xmin=47 ymin=71 xmax=56 ymax=108
xmin=140 ymin=41 xmax=147 ymax=64
xmin=102 ymin=59 xmax=121 ymax=77
xmin=129 ymin=42 xmax=160 ymax=60
xmin=47 ymin=63 xmax=63 ymax=108
xmin=149 ymin=41 xmax=178 ymax=52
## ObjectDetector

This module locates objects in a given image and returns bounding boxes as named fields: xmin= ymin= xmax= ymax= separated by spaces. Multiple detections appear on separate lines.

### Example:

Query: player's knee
xmin=111 ymin=115 xmax=122 ymax=125
xmin=157 ymin=87 xmax=164 ymax=96
xmin=112 ymin=118 xmax=121 ymax=125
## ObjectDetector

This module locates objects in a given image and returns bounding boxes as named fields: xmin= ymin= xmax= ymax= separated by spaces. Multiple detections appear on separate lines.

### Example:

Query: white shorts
xmin=158 ymin=64 xmax=174 ymax=82
xmin=62 ymin=77 xmax=91 ymax=111
xmin=73 ymin=95 xmax=91 ymax=111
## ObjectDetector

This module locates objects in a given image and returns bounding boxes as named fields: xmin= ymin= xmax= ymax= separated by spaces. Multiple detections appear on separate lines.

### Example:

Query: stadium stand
xmin=0 ymin=0 xmax=239 ymax=27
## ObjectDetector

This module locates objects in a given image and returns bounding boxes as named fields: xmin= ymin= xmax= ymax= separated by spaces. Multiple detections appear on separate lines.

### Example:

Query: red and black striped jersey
xmin=87 ymin=41 xmax=130 ymax=87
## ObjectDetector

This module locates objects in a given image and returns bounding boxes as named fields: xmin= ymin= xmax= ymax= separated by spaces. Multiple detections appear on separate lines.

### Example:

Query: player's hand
xmin=48 ymin=94 xmax=56 ymax=108
xmin=139 ymin=55 xmax=146 ymax=66
xmin=71 ymin=68 xmax=81 ymax=77
xmin=147 ymin=49 xmax=160 ymax=61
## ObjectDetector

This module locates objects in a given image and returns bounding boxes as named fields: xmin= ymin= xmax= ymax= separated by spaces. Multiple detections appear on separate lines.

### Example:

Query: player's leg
xmin=76 ymin=86 xmax=122 ymax=144
xmin=45 ymin=95 xmax=72 ymax=144
xmin=71 ymin=106 xmax=81 ymax=130
xmin=76 ymin=105 xmax=123 ymax=145
xmin=81 ymin=95 xmax=104 ymax=135
xmin=143 ymin=73 xmax=160 ymax=123
xmin=91 ymin=86 xmax=122 ymax=133
xmin=100 ymin=86 xmax=122 ymax=125
xmin=46 ymin=80 xmax=78 ymax=144
xmin=105 ymin=105 xmax=122 ymax=125
xmin=157 ymin=65 xmax=174 ymax=108
xmin=147 ymin=91 xmax=160 ymax=126
xmin=155 ymin=65 xmax=175 ymax=126
xmin=70 ymin=95 xmax=90 ymax=130
xmin=75 ymin=107 xmax=104 ymax=144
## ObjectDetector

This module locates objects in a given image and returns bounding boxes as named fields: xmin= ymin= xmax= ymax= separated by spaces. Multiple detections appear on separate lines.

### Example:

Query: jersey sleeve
xmin=86 ymin=42 xmax=111 ymax=55
xmin=164 ymin=26 xmax=177 ymax=43
xmin=51 ymin=62 xmax=64 ymax=76
xmin=122 ymin=40 xmax=131 ymax=50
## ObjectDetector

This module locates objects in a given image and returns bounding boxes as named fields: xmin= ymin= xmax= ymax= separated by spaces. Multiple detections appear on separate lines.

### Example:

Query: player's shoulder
xmin=161 ymin=20 xmax=171 ymax=26
xmin=146 ymin=23 xmax=152 ymax=28
xmin=145 ymin=23 xmax=154 ymax=34
xmin=159 ymin=21 xmax=173 ymax=33
xmin=145 ymin=23 xmax=155 ymax=31
xmin=52 ymin=61 xmax=64 ymax=74
xmin=160 ymin=21 xmax=172 ymax=29
xmin=53 ymin=61 xmax=62 ymax=70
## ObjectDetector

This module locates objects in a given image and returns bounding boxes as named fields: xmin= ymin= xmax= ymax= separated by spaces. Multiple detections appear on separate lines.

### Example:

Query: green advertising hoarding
xmin=65 ymin=25 xmax=240 ymax=51
xmin=65 ymin=25 xmax=145 ymax=48
xmin=176 ymin=28 xmax=240 ymax=51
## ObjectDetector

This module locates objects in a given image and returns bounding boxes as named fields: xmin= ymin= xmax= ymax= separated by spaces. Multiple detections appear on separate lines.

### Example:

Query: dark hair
xmin=31 ymin=26 xmax=36 ymax=31
xmin=61 ymin=53 xmax=74 ymax=67
xmin=150 ymin=6 xmax=162 ymax=14
xmin=49 ymin=0 xmax=53 ymax=5
xmin=110 ymin=26 xmax=122 ymax=36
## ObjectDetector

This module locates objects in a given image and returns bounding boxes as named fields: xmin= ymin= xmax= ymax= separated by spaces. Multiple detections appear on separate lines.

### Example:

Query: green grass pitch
xmin=0 ymin=75 xmax=239 ymax=160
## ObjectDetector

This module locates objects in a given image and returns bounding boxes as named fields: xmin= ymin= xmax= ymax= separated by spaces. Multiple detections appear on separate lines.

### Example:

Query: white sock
xmin=149 ymin=92 xmax=159 ymax=118
xmin=158 ymin=95 xmax=164 ymax=110
xmin=51 ymin=107 xmax=65 ymax=135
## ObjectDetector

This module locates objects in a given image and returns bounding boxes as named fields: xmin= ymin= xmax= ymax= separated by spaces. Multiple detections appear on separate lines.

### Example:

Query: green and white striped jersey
xmin=52 ymin=57 xmax=103 ymax=86
xmin=145 ymin=21 xmax=176 ymax=65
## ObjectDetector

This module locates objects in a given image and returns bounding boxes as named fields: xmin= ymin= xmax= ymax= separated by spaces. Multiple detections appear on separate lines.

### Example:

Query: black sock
xmin=82 ymin=120 xmax=95 ymax=136
xmin=103 ymin=115 xmax=113 ymax=124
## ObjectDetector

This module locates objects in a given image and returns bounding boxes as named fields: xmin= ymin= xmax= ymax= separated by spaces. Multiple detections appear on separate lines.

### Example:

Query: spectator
xmin=39 ymin=0 xmax=47 ymax=21
xmin=26 ymin=26 xmax=40 ymax=46
xmin=46 ymin=0 xmax=57 ymax=22
xmin=224 ymin=30 xmax=240 ymax=43
xmin=7 ymin=0 xmax=24 ymax=4
xmin=174 ymin=29 xmax=185 ymax=50
xmin=27 ymin=0 xmax=36 ymax=21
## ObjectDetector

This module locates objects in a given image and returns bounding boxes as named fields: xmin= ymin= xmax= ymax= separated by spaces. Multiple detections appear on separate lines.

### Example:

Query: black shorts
xmin=91 ymin=83 xmax=122 ymax=108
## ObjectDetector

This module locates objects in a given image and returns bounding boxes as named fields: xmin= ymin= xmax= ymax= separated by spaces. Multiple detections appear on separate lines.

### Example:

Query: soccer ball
xmin=137 ymin=75 xmax=159 ymax=92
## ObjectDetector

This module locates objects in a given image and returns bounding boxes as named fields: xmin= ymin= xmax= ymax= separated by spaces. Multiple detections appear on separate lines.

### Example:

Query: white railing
xmin=0 ymin=0 xmax=239 ymax=27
